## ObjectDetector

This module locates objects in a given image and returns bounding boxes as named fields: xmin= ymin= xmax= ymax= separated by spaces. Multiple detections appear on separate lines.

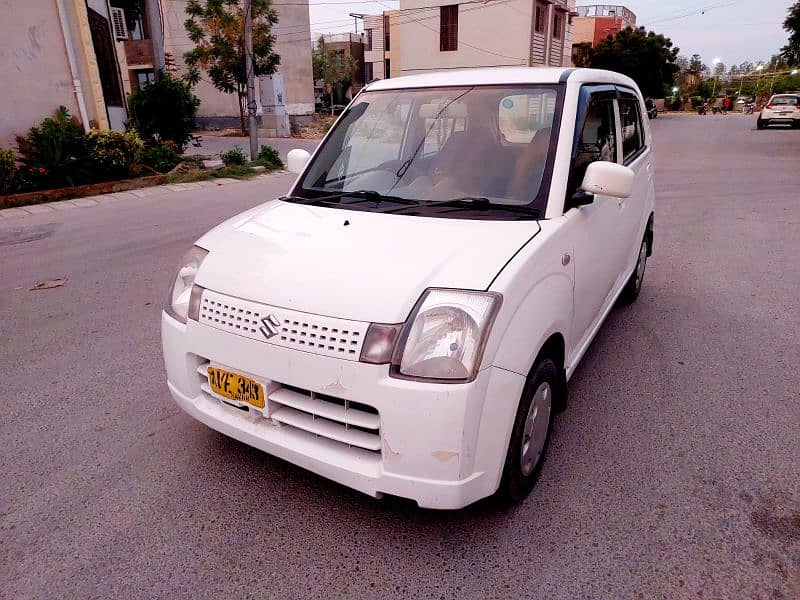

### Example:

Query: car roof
xmin=364 ymin=67 xmax=639 ymax=92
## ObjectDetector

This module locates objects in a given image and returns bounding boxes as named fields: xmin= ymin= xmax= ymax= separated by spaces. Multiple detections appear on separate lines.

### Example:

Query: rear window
xmin=770 ymin=96 xmax=799 ymax=106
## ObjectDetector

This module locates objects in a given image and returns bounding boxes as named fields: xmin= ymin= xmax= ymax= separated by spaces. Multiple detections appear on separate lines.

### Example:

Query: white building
xmin=382 ymin=0 xmax=576 ymax=77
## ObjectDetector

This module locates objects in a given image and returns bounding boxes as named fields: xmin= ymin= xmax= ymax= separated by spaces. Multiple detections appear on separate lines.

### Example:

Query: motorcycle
xmin=697 ymin=105 xmax=707 ymax=115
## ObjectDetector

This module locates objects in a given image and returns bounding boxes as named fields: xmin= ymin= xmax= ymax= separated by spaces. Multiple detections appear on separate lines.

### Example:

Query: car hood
xmin=195 ymin=200 xmax=539 ymax=323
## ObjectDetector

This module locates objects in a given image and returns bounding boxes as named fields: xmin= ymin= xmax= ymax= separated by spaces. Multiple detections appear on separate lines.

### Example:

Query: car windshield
xmin=294 ymin=85 xmax=560 ymax=214
xmin=770 ymin=96 xmax=799 ymax=106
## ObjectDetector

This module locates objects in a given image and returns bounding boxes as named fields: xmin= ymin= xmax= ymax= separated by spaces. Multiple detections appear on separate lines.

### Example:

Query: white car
xmin=162 ymin=68 xmax=655 ymax=509
xmin=757 ymin=94 xmax=800 ymax=129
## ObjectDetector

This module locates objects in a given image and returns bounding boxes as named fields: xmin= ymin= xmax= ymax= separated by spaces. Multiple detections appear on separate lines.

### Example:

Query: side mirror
xmin=287 ymin=149 xmax=311 ymax=174
xmin=580 ymin=161 xmax=635 ymax=199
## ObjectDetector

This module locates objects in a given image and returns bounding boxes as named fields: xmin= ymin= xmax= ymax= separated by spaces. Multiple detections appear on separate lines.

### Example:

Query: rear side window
xmin=618 ymin=95 xmax=644 ymax=162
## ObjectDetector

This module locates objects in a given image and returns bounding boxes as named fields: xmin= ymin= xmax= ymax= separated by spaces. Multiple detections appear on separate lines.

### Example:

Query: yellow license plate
xmin=207 ymin=367 xmax=265 ymax=408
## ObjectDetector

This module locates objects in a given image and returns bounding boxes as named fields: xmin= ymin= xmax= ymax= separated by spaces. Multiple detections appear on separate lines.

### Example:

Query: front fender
xmin=489 ymin=272 xmax=574 ymax=376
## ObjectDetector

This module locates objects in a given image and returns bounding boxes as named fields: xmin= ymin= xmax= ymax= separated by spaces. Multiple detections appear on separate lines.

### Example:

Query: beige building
xmin=368 ymin=0 xmax=576 ymax=78
xmin=163 ymin=0 xmax=314 ymax=125
xmin=363 ymin=11 xmax=402 ymax=80
xmin=0 ymin=0 xmax=314 ymax=148
xmin=0 ymin=0 xmax=121 ymax=147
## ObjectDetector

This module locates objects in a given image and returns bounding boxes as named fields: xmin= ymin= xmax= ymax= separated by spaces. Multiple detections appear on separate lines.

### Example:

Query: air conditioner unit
xmin=110 ymin=7 xmax=129 ymax=40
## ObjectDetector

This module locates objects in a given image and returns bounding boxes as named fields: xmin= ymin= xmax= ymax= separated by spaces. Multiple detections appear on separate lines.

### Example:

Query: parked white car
xmin=162 ymin=68 xmax=655 ymax=509
xmin=757 ymin=94 xmax=800 ymax=129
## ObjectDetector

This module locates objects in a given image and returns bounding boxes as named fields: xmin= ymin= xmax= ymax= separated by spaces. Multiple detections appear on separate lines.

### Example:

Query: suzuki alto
xmin=162 ymin=68 xmax=655 ymax=509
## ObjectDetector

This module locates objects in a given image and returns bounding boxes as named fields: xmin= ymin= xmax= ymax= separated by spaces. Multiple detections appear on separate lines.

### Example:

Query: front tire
xmin=497 ymin=358 xmax=558 ymax=502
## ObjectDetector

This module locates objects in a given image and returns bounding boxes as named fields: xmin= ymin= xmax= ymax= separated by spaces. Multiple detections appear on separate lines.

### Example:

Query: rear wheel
xmin=620 ymin=233 xmax=649 ymax=304
xmin=497 ymin=358 xmax=558 ymax=502
xmin=757 ymin=118 xmax=767 ymax=129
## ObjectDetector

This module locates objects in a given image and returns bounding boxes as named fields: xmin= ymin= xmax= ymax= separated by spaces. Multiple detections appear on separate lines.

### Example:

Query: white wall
xmin=396 ymin=0 xmax=532 ymax=75
xmin=162 ymin=0 xmax=313 ymax=120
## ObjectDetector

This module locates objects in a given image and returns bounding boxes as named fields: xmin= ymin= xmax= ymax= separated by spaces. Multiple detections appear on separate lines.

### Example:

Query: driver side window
xmin=569 ymin=97 xmax=618 ymax=195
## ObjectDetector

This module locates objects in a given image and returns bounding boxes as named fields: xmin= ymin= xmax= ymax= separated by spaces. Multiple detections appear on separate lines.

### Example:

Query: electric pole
xmin=244 ymin=0 xmax=259 ymax=160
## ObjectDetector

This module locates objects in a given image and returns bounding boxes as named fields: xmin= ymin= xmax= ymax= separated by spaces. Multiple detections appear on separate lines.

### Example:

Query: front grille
xmin=197 ymin=361 xmax=381 ymax=454
xmin=198 ymin=289 xmax=367 ymax=361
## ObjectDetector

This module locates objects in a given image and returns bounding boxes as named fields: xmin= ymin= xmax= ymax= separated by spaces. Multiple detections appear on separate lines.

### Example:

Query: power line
xmin=640 ymin=1 xmax=740 ymax=28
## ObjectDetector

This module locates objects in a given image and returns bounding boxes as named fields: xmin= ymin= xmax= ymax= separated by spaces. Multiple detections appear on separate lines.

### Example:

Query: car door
xmin=562 ymin=86 xmax=624 ymax=353
xmin=615 ymin=88 xmax=652 ymax=280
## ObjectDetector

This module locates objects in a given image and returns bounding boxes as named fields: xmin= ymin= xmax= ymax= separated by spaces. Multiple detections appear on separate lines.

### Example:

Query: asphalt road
xmin=1 ymin=114 xmax=798 ymax=599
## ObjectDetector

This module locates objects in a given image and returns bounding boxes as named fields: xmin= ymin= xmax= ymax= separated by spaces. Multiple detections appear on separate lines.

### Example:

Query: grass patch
xmin=164 ymin=162 xmax=280 ymax=185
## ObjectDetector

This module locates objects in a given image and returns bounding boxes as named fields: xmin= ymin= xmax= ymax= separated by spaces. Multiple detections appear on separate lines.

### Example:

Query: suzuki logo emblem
xmin=260 ymin=314 xmax=281 ymax=339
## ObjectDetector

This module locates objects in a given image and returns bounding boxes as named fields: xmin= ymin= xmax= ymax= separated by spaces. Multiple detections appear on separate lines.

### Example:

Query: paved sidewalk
xmin=0 ymin=173 xmax=286 ymax=221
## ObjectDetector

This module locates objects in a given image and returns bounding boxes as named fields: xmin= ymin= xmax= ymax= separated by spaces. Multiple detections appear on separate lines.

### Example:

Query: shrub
xmin=221 ymin=146 xmax=247 ymax=166
xmin=0 ymin=149 xmax=18 ymax=194
xmin=87 ymin=129 xmax=144 ymax=179
xmin=141 ymin=140 xmax=180 ymax=173
xmin=128 ymin=73 xmax=199 ymax=151
xmin=16 ymin=106 xmax=92 ymax=188
xmin=256 ymin=145 xmax=283 ymax=169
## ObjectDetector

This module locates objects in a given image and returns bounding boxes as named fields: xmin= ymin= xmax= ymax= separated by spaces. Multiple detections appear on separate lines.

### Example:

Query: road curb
xmin=0 ymin=172 xmax=288 ymax=221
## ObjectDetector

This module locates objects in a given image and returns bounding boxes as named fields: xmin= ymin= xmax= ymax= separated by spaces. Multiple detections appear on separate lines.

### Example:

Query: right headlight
xmin=358 ymin=289 xmax=501 ymax=382
xmin=165 ymin=245 xmax=207 ymax=324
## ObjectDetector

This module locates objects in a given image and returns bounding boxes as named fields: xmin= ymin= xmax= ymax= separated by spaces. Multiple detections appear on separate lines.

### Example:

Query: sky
xmin=301 ymin=0 xmax=794 ymax=68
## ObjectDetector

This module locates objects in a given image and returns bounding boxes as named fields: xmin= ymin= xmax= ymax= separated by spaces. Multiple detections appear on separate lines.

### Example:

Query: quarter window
xmin=618 ymin=96 xmax=645 ymax=161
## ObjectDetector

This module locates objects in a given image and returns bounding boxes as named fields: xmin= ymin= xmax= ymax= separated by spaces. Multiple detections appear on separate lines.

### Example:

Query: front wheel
xmin=497 ymin=358 xmax=558 ymax=502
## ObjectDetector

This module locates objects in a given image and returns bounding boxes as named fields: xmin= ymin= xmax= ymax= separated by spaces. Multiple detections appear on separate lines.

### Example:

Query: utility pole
xmin=769 ymin=62 xmax=778 ymax=96
xmin=244 ymin=0 xmax=259 ymax=161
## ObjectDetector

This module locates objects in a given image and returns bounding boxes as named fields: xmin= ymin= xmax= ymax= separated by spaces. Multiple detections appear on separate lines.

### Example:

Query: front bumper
xmin=162 ymin=311 xmax=525 ymax=509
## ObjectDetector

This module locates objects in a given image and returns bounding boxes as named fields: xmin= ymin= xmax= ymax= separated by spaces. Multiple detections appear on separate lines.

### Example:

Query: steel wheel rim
xmin=520 ymin=382 xmax=552 ymax=476
xmin=635 ymin=239 xmax=647 ymax=290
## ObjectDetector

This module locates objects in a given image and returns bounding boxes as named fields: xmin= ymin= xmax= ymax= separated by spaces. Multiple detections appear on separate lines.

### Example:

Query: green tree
xmin=586 ymin=27 xmax=680 ymax=97
xmin=312 ymin=37 xmax=358 ymax=107
xmin=184 ymin=0 xmax=280 ymax=133
xmin=688 ymin=53 xmax=706 ymax=75
xmin=780 ymin=1 xmax=800 ymax=65
xmin=128 ymin=72 xmax=200 ymax=150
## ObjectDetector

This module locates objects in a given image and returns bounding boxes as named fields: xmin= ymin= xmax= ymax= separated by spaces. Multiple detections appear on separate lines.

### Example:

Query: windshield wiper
xmin=280 ymin=190 xmax=417 ymax=206
xmin=418 ymin=197 xmax=540 ymax=217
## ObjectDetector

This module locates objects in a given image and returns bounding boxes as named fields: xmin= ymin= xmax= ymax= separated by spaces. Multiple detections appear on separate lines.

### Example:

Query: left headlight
xmin=384 ymin=289 xmax=501 ymax=382
xmin=165 ymin=246 xmax=208 ymax=324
